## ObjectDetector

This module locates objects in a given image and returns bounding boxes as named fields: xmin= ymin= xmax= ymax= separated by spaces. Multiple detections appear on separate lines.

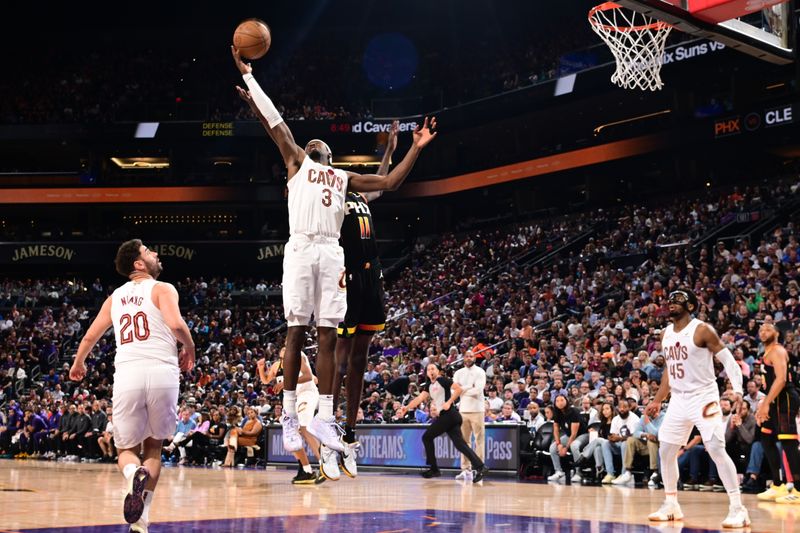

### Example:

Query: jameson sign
xmin=11 ymin=244 xmax=77 ymax=262
xmin=0 ymin=241 xmax=285 ymax=265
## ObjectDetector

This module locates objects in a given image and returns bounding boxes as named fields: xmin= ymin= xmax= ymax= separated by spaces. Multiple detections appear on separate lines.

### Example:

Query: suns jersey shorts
xmin=761 ymin=385 xmax=800 ymax=440
xmin=658 ymin=387 xmax=726 ymax=446
xmin=282 ymin=234 xmax=347 ymax=329
xmin=112 ymin=362 xmax=179 ymax=449
xmin=337 ymin=261 xmax=386 ymax=338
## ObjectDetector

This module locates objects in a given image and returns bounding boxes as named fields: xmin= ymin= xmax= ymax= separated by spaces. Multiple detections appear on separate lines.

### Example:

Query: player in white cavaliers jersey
xmin=231 ymin=45 xmax=437 ymax=479
xmin=644 ymin=289 xmax=748 ymax=528
xmin=70 ymin=240 xmax=195 ymax=533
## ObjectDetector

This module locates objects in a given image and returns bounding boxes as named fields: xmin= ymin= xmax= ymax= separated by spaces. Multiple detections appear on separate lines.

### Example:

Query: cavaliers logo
xmin=338 ymin=270 xmax=347 ymax=292
xmin=702 ymin=401 xmax=721 ymax=419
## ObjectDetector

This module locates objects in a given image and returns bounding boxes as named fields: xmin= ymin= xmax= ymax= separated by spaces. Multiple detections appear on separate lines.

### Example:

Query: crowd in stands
xmin=1 ymin=10 xmax=595 ymax=125
xmin=1 ymin=178 xmax=799 ymax=490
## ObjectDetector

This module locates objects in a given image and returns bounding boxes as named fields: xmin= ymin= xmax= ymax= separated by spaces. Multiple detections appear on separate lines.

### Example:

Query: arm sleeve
xmin=242 ymin=73 xmax=284 ymax=128
xmin=714 ymin=347 xmax=744 ymax=395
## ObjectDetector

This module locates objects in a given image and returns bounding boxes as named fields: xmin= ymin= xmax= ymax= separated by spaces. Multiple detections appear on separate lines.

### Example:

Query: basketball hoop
xmin=589 ymin=2 xmax=672 ymax=91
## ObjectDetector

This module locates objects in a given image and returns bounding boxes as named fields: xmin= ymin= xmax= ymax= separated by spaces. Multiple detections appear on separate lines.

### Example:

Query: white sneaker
xmin=308 ymin=415 xmax=345 ymax=453
xmin=571 ymin=472 xmax=583 ymax=483
xmin=319 ymin=444 xmax=341 ymax=481
xmin=340 ymin=442 xmax=358 ymax=478
xmin=648 ymin=501 xmax=684 ymax=521
xmin=721 ymin=505 xmax=750 ymax=528
xmin=129 ymin=518 xmax=148 ymax=533
xmin=455 ymin=470 xmax=471 ymax=481
xmin=548 ymin=470 xmax=565 ymax=482
xmin=280 ymin=414 xmax=303 ymax=452
xmin=612 ymin=471 xmax=633 ymax=485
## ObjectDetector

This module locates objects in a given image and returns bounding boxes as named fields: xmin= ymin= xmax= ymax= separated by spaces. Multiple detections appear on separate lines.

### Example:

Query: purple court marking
xmin=16 ymin=509 xmax=737 ymax=532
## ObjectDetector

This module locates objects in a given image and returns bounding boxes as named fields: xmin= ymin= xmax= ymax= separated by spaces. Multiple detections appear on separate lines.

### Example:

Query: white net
xmin=589 ymin=2 xmax=672 ymax=91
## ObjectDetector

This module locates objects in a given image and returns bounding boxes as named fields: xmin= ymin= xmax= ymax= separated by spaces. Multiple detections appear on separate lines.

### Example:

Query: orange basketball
xmin=233 ymin=19 xmax=271 ymax=60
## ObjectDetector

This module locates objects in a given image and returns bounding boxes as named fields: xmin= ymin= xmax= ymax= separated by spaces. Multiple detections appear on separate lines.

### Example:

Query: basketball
xmin=233 ymin=19 xmax=271 ymax=60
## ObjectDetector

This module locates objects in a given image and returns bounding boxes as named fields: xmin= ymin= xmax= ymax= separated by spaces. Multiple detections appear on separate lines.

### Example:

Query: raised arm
xmin=348 ymin=117 xmax=437 ymax=193
xmin=69 ymin=297 xmax=113 ymax=381
xmin=231 ymin=46 xmax=305 ymax=176
xmin=362 ymin=120 xmax=400 ymax=202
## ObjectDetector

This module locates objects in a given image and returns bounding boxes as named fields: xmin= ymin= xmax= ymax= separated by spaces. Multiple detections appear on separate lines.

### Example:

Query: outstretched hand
xmin=412 ymin=116 xmax=437 ymax=149
xmin=387 ymin=120 xmax=399 ymax=153
xmin=231 ymin=46 xmax=252 ymax=75
xmin=235 ymin=86 xmax=253 ymax=105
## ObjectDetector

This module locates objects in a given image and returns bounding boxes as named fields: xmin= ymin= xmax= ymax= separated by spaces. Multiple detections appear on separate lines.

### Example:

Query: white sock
xmin=303 ymin=463 xmax=313 ymax=474
xmin=666 ymin=493 xmax=678 ymax=505
xmin=788 ymin=482 xmax=795 ymax=491
xmin=318 ymin=395 xmax=333 ymax=419
xmin=283 ymin=390 xmax=297 ymax=416
xmin=123 ymin=463 xmax=139 ymax=481
xmin=142 ymin=490 xmax=154 ymax=523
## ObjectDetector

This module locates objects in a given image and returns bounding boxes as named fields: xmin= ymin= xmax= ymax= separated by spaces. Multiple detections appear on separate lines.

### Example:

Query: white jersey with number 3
xmin=110 ymin=278 xmax=178 ymax=367
xmin=288 ymin=156 xmax=349 ymax=238
xmin=662 ymin=318 xmax=717 ymax=395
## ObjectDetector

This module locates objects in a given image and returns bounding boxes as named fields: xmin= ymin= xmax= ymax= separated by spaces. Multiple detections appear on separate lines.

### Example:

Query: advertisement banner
xmin=266 ymin=423 xmax=520 ymax=471
xmin=0 ymin=241 xmax=286 ymax=266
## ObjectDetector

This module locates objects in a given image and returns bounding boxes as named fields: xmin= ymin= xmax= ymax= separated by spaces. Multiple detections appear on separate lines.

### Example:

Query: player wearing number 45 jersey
xmin=70 ymin=240 xmax=195 ymax=533
xmin=232 ymin=45 xmax=436 ymax=479
xmin=645 ymin=289 xmax=749 ymax=529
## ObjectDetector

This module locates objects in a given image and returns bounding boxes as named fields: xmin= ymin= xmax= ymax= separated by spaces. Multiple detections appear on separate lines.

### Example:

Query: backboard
xmin=616 ymin=0 xmax=795 ymax=64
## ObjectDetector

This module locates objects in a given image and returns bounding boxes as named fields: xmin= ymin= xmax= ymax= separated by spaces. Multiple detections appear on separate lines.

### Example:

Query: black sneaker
xmin=741 ymin=476 xmax=759 ymax=493
xmin=292 ymin=470 xmax=319 ymax=485
xmin=473 ymin=466 xmax=489 ymax=483
xmin=421 ymin=468 xmax=441 ymax=479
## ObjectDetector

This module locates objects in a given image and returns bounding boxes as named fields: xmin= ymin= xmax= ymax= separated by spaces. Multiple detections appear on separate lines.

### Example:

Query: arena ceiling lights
xmin=110 ymin=157 xmax=170 ymax=169
xmin=333 ymin=154 xmax=388 ymax=168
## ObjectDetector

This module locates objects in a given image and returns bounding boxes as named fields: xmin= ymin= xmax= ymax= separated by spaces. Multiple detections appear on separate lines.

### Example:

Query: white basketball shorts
xmin=295 ymin=380 xmax=320 ymax=428
xmin=112 ymin=362 xmax=179 ymax=449
xmin=658 ymin=386 xmax=725 ymax=446
xmin=282 ymin=234 xmax=347 ymax=328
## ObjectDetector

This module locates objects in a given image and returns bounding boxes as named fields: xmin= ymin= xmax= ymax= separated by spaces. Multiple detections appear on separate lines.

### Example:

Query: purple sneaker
xmin=123 ymin=466 xmax=150 ymax=524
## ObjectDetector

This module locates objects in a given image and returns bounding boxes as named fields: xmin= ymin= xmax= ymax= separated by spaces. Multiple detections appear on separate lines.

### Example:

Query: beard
xmin=147 ymin=261 xmax=163 ymax=279
xmin=464 ymin=360 xmax=474 ymax=367
xmin=669 ymin=308 xmax=683 ymax=318
xmin=308 ymin=149 xmax=323 ymax=163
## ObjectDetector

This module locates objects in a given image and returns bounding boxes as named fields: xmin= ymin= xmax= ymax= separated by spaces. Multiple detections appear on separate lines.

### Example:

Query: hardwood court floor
xmin=0 ymin=460 xmax=795 ymax=532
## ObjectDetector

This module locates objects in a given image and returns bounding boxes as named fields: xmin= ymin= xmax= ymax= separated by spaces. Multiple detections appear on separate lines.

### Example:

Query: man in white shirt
xmin=524 ymin=402 xmax=546 ymax=432
xmin=743 ymin=379 xmax=765 ymax=413
xmin=604 ymin=401 xmax=640 ymax=484
xmin=452 ymin=350 xmax=486 ymax=482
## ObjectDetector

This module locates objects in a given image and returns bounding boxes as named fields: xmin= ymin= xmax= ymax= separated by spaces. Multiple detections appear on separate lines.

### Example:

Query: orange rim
xmin=589 ymin=2 xmax=671 ymax=33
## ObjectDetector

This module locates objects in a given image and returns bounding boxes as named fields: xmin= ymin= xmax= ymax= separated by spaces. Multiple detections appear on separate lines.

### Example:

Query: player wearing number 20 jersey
xmin=69 ymin=239 xmax=195 ymax=531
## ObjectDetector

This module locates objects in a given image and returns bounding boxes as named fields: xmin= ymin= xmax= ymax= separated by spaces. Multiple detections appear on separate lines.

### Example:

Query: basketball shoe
xmin=648 ymin=501 xmax=684 ymax=521
xmin=721 ymin=505 xmax=751 ymax=528
xmin=129 ymin=519 xmax=148 ymax=533
xmin=340 ymin=441 xmax=358 ymax=478
xmin=123 ymin=466 xmax=150 ymax=524
xmin=319 ymin=444 xmax=341 ymax=480
xmin=308 ymin=414 xmax=345 ymax=452
xmin=280 ymin=414 xmax=303 ymax=452
xmin=758 ymin=483 xmax=790 ymax=501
